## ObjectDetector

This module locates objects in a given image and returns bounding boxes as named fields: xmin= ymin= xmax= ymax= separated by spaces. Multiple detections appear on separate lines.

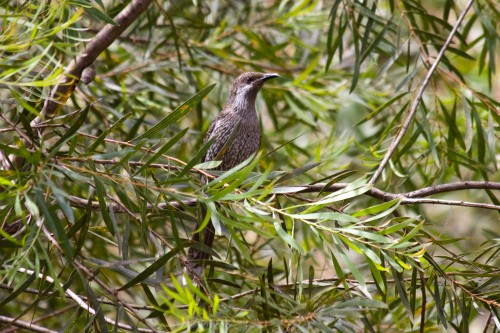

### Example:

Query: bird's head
xmin=228 ymin=72 xmax=279 ymax=108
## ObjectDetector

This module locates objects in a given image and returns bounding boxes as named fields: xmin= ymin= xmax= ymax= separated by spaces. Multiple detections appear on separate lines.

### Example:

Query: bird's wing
xmin=203 ymin=119 xmax=217 ymax=145
xmin=203 ymin=111 xmax=244 ymax=166
xmin=202 ymin=117 xmax=219 ymax=162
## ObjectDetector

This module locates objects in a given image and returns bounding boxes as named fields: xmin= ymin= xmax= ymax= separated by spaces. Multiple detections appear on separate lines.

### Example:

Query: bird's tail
xmin=185 ymin=204 xmax=215 ymax=281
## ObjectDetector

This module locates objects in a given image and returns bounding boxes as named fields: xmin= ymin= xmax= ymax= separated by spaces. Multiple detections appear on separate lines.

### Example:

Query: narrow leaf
xmin=132 ymin=83 xmax=216 ymax=141
xmin=274 ymin=221 xmax=304 ymax=254
xmin=119 ymin=243 xmax=188 ymax=291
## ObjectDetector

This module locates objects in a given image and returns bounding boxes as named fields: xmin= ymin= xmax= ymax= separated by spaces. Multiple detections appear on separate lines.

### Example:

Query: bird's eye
xmin=246 ymin=77 xmax=253 ymax=84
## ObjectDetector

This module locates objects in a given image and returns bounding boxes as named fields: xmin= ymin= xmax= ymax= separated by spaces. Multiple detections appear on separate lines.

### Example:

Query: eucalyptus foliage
xmin=0 ymin=0 xmax=499 ymax=332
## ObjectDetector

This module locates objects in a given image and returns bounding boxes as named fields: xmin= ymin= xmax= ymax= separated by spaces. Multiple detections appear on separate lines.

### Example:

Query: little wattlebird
xmin=186 ymin=72 xmax=279 ymax=280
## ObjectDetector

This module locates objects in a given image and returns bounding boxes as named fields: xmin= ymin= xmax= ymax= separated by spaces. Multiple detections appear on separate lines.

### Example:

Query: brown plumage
xmin=186 ymin=72 xmax=279 ymax=280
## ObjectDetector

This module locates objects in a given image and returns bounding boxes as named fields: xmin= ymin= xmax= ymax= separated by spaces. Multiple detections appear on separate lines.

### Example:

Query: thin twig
xmin=404 ymin=181 xmax=500 ymax=198
xmin=59 ymin=157 xmax=194 ymax=173
xmin=400 ymin=197 xmax=500 ymax=210
xmin=0 ymin=316 xmax=57 ymax=333
xmin=68 ymin=195 xmax=197 ymax=212
xmin=0 ymin=114 xmax=34 ymax=147
xmin=298 ymin=181 xmax=500 ymax=199
xmin=369 ymin=0 xmax=475 ymax=184
xmin=0 ymin=305 xmax=78 ymax=333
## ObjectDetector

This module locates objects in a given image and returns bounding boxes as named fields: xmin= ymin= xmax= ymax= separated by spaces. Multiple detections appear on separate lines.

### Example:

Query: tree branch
xmin=369 ymin=0 xmax=475 ymax=184
xmin=296 ymin=181 xmax=500 ymax=211
xmin=404 ymin=181 xmax=500 ymax=198
xmin=33 ymin=0 xmax=154 ymax=131
xmin=68 ymin=195 xmax=197 ymax=213
xmin=65 ymin=181 xmax=500 ymax=213
xmin=298 ymin=181 xmax=500 ymax=199
xmin=400 ymin=197 xmax=499 ymax=211
xmin=0 ymin=315 xmax=57 ymax=333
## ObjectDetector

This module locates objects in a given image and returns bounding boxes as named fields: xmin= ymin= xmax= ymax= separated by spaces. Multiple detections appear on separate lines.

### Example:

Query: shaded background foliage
xmin=0 ymin=0 xmax=499 ymax=332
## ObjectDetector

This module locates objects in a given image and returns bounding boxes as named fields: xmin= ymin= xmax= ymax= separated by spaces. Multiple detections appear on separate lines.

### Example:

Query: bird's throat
xmin=232 ymin=93 xmax=257 ymax=116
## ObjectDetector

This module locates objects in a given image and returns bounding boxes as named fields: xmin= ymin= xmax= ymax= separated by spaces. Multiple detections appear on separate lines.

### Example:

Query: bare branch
xmin=68 ymin=195 xmax=197 ymax=213
xmin=0 ymin=315 xmax=57 ymax=333
xmin=369 ymin=0 xmax=475 ymax=184
xmin=299 ymin=181 xmax=500 ymax=199
xmin=65 ymin=181 xmax=500 ymax=214
xmin=404 ymin=181 xmax=500 ymax=198
xmin=400 ymin=198 xmax=500 ymax=211
xmin=293 ymin=181 xmax=500 ymax=211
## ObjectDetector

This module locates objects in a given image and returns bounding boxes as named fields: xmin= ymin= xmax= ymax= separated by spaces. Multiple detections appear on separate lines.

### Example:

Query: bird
xmin=186 ymin=72 xmax=279 ymax=280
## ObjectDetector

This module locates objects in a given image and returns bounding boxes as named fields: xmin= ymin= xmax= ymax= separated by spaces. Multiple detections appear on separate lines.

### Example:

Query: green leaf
xmin=284 ymin=94 xmax=316 ymax=127
xmin=35 ymin=189 xmax=73 ymax=259
xmin=290 ymin=212 xmax=359 ymax=224
xmin=356 ymin=91 xmax=410 ymax=126
xmin=325 ymin=0 xmax=343 ymax=72
xmin=462 ymin=94 xmax=473 ymax=152
xmin=134 ymin=127 xmax=189 ymax=175
xmin=333 ymin=236 xmax=368 ymax=295
xmin=360 ymin=14 xmax=395 ymax=64
xmin=194 ymin=160 xmax=222 ymax=170
xmin=471 ymin=106 xmax=486 ymax=164
xmin=87 ymin=113 xmax=132 ymax=152
xmin=307 ymin=265 xmax=314 ymax=299
xmin=132 ymin=83 xmax=216 ymax=141
xmin=177 ymin=136 xmax=216 ymax=179
xmin=51 ymin=103 xmax=91 ymax=149
xmin=0 ymin=273 xmax=36 ymax=306
xmin=307 ymin=179 xmax=371 ymax=208
xmin=119 ymin=243 xmax=188 ymax=291
xmin=385 ymin=220 xmax=424 ymax=248
xmin=376 ymin=217 xmax=419 ymax=235
xmin=391 ymin=267 xmax=414 ymax=323
xmin=337 ymin=228 xmax=391 ymax=243
xmin=84 ymin=7 xmax=118 ymax=25
xmin=274 ymin=221 xmax=304 ymax=254
xmin=46 ymin=178 xmax=74 ymax=224
xmin=209 ymin=156 xmax=260 ymax=201
xmin=352 ymin=198 xmax=401 ymax=218
xmin=333 ymin=298 xmax=388 ymax=309
xmin=349 ymin=15 xmax=361 ymax=93
xmin=276 ymin=162 xmax=321 ymax=183
xmin=292 ymin=53 xmax=321 ymax=84
xmin=0 ymin=143 xmax=33 ymax=163
xmin=204 ymin=152 xmax=259 ymax=190
xmin=92 ymin=173 xmax=114 ymax=234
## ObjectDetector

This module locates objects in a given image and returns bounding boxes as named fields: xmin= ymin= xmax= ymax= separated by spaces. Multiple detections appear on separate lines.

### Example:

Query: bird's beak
xmin=261 ymin=73 xmax=280 ymax=81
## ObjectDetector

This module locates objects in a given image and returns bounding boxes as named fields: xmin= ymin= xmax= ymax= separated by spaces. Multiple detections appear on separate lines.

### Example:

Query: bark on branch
xmin=33 ymin=0 xmax=153 ymax=130
xmin=66 ymin=181 xmax=500 ymax=213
